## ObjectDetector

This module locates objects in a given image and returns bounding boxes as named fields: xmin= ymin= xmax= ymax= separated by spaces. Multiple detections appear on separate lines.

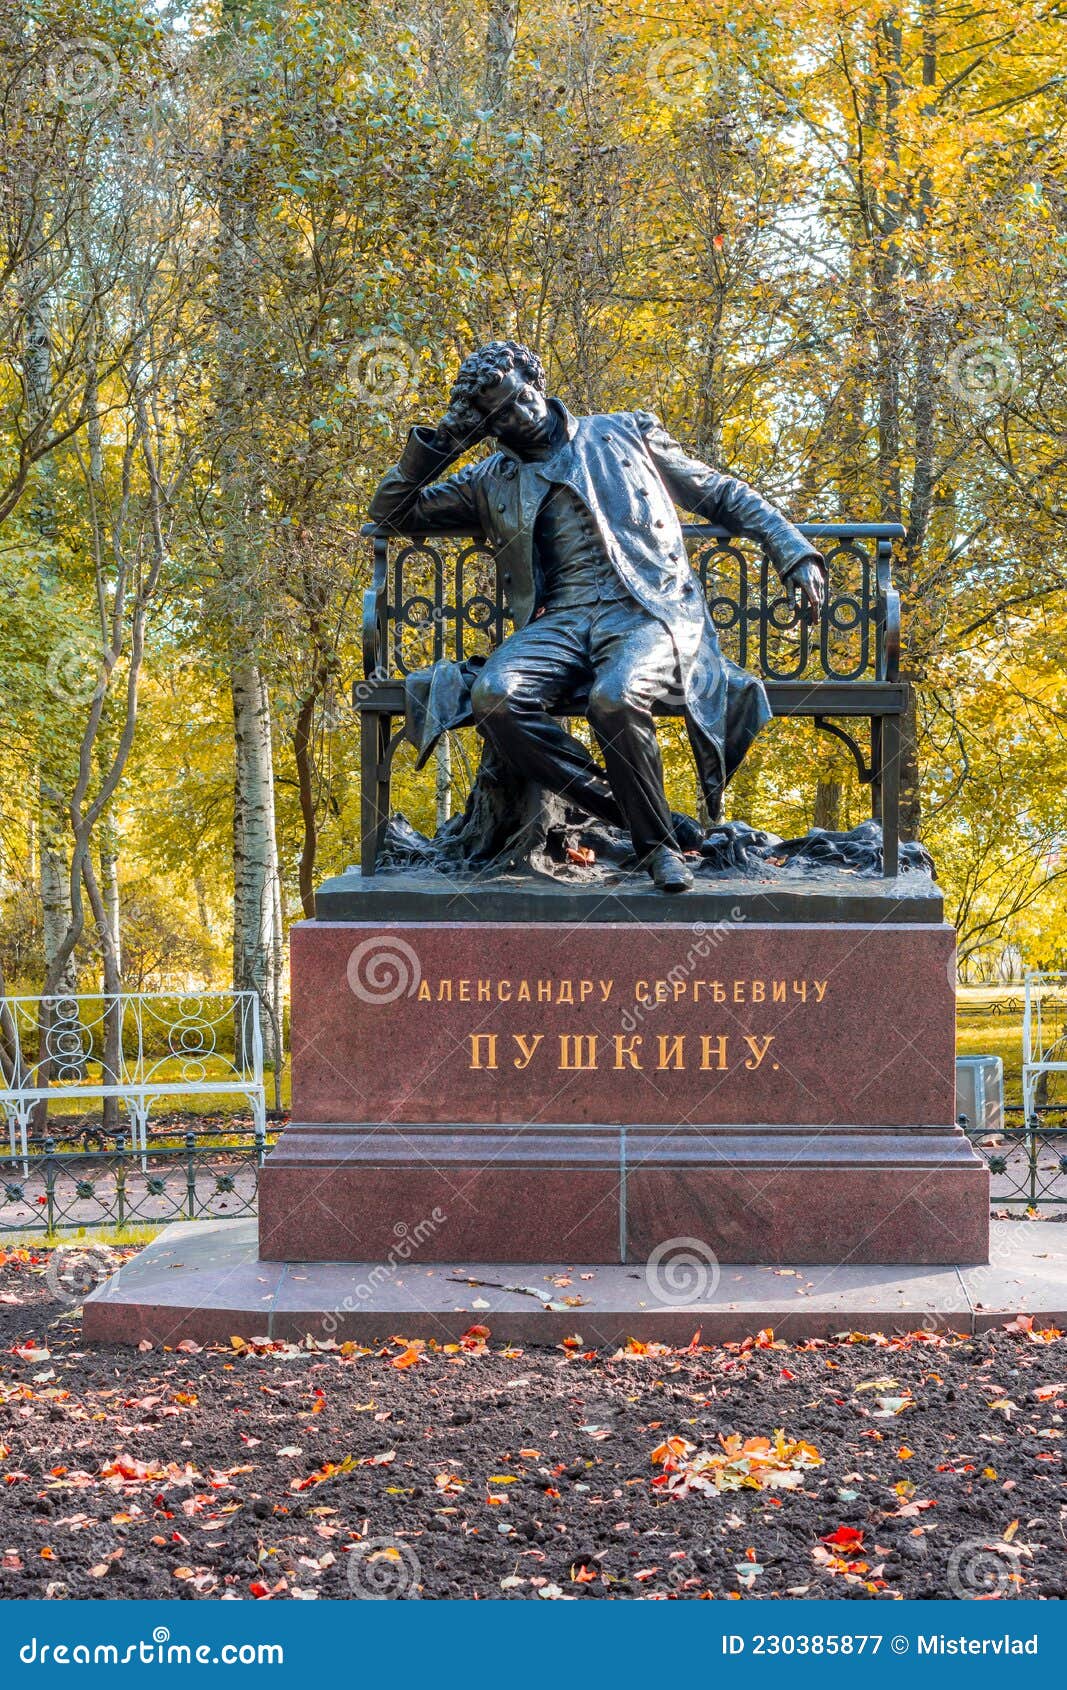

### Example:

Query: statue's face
xmin=472 ymin=367 xmax=554 ymax=450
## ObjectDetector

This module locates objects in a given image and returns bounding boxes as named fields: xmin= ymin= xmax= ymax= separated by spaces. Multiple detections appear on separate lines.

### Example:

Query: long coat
xmin=368 ymin=403 xmax=822 ymax=803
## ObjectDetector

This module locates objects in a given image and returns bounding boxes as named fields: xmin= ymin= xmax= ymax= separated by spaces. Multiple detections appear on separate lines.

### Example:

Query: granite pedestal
xmin=257 ymin=869 xmax=989 ymax=1268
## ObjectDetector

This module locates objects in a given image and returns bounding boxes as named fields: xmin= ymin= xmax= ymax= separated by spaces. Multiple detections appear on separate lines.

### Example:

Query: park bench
xmin=0 ymin=990 xmax=267 ymax=1167
xmin=357 ymin=520 xmax=908 ymax=877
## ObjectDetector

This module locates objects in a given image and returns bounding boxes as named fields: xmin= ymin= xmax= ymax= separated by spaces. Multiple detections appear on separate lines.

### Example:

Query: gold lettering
xmin=469 ymin=1034 xmax=498 ymax=1070
xmin=517 ymin=981 xmax=531 ymax=1002
xmin=744 ymin=1035 xmax=775 ymax=1070
xmin=417 ymin=981 xmax=431 ymax=1002
xmin=792 ymin=980 xmax=807 ymax=1001
xmin=733 ymin=980 xmax=745 ymax=1003
xmin=559 ymin=1035 xmax=598 ymax=1070
xmin=599 ymin=981 xmax=614 ymax=1002
xmin=814 ymin=980 xmax=828 ymax=1003
xmin=700 ymin=1034 xmax=729 ymax=1070
xmin=772 ymin=980 xmax=787 ymax=1002
xmin=537 ymin=980 xmax=552 ymax=1002
xmin=477 ymin=979 xmax=491 ymax=1002
xmin=557 ymin=981 xmax=575 ymax=1005
xmin=498 ymin=981 xmax=512 ymax=1002
xmin=580 ymin=980 xmax=594 ymax=1001
xmin=512 ymin=1034 xmax=543 ymax=1070
xmin=613 ymin=1035 xmax=644 ymax=1070
xmin=435 ymin=981 xmax=452 ymax=1001
xmin=657 ymin=1034 xmax=685 ymax=1071
xmin=751 ymin=980 xmax=765 ymax=1002
xmin=635 ymin=981 xmax=650 ymax=1005
xmin=458 ymin=980 xmax=471 ymax=1002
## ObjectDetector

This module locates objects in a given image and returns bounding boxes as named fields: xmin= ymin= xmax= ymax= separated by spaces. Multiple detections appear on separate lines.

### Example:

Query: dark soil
xmin=0 ymin=1247 xmax=1063 ymax=1601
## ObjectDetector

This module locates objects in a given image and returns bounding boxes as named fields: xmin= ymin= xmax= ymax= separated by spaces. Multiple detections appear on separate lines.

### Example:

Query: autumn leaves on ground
xmin=0 ymin=1249 xmax=1063 ymax=1601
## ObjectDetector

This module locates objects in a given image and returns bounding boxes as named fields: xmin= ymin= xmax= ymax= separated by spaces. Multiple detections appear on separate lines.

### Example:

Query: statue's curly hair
xmin=449 ymin=340 xmax=546 ymax=408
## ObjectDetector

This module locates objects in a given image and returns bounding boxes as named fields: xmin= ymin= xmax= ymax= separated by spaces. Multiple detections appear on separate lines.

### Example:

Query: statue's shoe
xmin=647 ymin=845 xmax=694 ymax=893
xmin=669 ymin=810 xmax=708 ymax=852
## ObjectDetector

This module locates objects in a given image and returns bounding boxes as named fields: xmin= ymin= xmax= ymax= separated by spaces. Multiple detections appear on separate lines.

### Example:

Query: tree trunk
xmin=897 ymin=0 xmax=940 ymax=844
xmin=215 ymin=7 xmax=283 ymax=1081
xmin=82 ymin=853 xmax=122 ymax=1134
xmin=99 ymin=841 xmax=122 ymax=1135
xmin=813 ymin=776 xmax=842 ymax=832
xmin=231 ymin=664 xmax=283 ymax=1072
xmin=101 ymin=844 xmax=121 ymax=980
xmin=25 ymin=269 xmax=77 ymax=1000
xmin=294 ymin=690 xmax=318 ymax=919
xmin=39 ymin=803 xmax=77 ymax=996
xmin=483 ymin=2 xmax=520 ymax=108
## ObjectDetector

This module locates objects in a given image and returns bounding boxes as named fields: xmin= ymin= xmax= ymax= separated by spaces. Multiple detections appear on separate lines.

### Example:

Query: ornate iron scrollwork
xmin=382 ymin=526 xmax=880 ymax=684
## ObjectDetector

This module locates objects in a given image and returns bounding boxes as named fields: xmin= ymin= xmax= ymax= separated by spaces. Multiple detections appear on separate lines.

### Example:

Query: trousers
xmin=469 ymin=597 xmax=682 ymax=860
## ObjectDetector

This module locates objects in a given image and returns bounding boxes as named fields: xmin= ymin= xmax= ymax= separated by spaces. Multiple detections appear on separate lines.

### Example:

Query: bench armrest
xmin=874 ymin=535 xmax=901 ymax=681
xmin=362 ymin=533 xmax=390 ymax=679
xmin=881 ymin=583 xmax=901 ymax=681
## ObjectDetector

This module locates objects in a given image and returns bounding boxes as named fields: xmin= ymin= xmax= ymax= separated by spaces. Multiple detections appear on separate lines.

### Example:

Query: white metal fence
xmin=1023 ymin=971 xmax=1067 ymax=1121
xmin=0 ymin=990 xmax=266 ymax=1163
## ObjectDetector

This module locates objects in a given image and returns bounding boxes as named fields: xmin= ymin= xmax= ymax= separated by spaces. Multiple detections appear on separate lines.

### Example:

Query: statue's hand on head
xmin=435 ymin=395 xmax=491 ymax=455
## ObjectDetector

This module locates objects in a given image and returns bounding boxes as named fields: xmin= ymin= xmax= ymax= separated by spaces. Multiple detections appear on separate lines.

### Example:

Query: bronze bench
xmin=357 ymin=520 xmax=908 ymax=877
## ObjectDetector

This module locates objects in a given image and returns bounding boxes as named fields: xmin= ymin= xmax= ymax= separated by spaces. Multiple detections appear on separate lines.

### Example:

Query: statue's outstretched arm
xmin=633 ymin=410 xmax=822 ymax=585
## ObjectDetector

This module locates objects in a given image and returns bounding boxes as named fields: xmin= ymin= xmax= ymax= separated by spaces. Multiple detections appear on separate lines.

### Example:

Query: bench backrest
xmin=362 ymin=521 xmax=903 ymax=687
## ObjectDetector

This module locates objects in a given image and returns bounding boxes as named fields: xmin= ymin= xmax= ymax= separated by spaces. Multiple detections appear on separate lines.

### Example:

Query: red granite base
xmin=266 ymin=912 xmax=986 ymax=1269
xmin=290 ymin=919 xmax=957 ymax=1128
xmin=258 ymin=1121 xmax=989 ymax=1266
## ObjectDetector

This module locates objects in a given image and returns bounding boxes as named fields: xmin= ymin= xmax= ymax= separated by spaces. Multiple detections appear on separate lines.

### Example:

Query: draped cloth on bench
xmin=402 ymin=649 xmax=771 ymax=787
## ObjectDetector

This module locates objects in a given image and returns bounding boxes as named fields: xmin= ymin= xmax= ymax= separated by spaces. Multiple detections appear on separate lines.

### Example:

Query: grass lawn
xmin=956 ymin=986 xmax=1025 ymax=1098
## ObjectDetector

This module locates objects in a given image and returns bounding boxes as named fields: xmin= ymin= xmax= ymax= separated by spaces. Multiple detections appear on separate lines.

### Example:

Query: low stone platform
xmin=315 ymin=865 xmax=943 ymax=925
xmin=82 ymin=1217 xmax=1067 ymax=1349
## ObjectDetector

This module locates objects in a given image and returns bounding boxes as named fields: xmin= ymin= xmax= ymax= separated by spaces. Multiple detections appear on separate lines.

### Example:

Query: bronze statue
xmin=370 ymin=340 xmax=825 ymax=892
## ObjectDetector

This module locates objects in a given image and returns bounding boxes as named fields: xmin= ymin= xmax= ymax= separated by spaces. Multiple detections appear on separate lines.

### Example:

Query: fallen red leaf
xmin=566 ymin=846 xmax=595 ymax=866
